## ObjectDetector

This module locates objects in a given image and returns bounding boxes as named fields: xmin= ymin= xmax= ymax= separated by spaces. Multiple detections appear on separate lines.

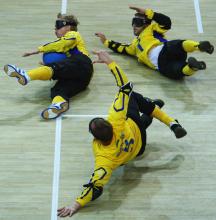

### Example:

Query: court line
xmin=193 ymin=0 xmax=204 ymax=33
xmin=51 ymin=1 xmax=68 ymax=219
xmin=51 ymin=116 xmax=62 ymax=220
xmin=61 ymin=0 xmax=68 ymax=14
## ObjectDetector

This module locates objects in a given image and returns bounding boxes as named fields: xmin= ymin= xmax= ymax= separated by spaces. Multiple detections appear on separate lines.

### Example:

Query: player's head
xmin=132 ymin=13 xmax=151 ymax=36
xmin=89 ymin=118 xmax=113 ymax=144
xmin=55 ymin=13 xmax=79 ymax=37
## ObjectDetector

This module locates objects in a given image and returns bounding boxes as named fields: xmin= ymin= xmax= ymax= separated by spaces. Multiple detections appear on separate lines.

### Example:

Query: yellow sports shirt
xmin=76 ymin=62 xmax=142 ymax=206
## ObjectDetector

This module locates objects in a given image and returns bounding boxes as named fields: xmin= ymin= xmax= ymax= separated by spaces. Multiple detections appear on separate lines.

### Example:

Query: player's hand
xmin=57 ymin=202 xmax=81 ymax=218
xmin=92 ymin=50 xmax=113 ymax=65
xmin=95 ymin=32 xmax=107 ymax=44
xmin=22 ymin=50 xmax=40 ymax=57
xmin=23 ymin=52 xmax=34 ymax=57
xmin=129 ymin=5 xmax=146 ymax=14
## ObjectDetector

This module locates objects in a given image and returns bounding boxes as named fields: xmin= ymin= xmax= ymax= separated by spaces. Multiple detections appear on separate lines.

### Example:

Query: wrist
xmin=104 ymin=39 xmax=109 ymax=47
xmin=105 ymin=59 xmax=114 ymax=65
xmin=107 ymin=61 xmax=116 ymax=68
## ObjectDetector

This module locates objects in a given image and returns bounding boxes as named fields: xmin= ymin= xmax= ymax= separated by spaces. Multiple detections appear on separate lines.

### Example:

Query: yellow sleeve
xmin=145 ymin=8 xmax=154 ymax=20
xmin=107 ymin=61 xmax=129 ymax=87
xmin=76 ymin=163 xmax=113 ymax=207
xmin=104 ymin=39 xmax=136 ymax=56
xmin=38 ymin=31 xmax=80 ymax=53
xmin=152 ymin=23 xmax=168 ymax=34
xmin=107 ymin=62 xmax=133 ymax=126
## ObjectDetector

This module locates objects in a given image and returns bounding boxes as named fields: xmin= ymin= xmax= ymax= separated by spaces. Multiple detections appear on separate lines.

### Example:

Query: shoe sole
xmin=153 ymin=99 xmax=165 ymax=109
xmin=41 ymin=102 xmax=69 ymax=120
xmin=174 ymin=127 xmax=187 ymax=139
xmin=199 ymin=41 xmax=214 ymax=54
xmin=188 ymin=57 xmax=206 ymax=70
xmin=4 ymin=65 xmax=27 ymax=85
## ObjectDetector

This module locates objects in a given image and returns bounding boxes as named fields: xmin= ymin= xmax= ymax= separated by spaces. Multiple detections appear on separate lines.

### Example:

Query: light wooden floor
xmin=0 ymin=0 xmax=216 ymax=220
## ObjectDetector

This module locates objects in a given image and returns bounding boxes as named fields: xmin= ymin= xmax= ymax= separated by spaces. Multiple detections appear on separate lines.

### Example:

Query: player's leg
xmin=128 ymin=92 xmax=186 ymax=138
xmin=47 ymin=54 xmax=93 ymax=82
xmin=41 ymin=79 xmax=88 ymax=120
xmin=182 ymin=40 xmax=214 ymax=54
xmin=3 ymin=64 xmax=52 ymax=85
xmin=158 ymin=40 xmax=187 ymax=79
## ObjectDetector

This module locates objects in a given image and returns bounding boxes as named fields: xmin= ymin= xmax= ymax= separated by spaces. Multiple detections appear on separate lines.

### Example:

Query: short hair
xmin=89 ymin=118 xmax=113 ymax=143
xmin=57 ymin=13 xmax=79 ymax=30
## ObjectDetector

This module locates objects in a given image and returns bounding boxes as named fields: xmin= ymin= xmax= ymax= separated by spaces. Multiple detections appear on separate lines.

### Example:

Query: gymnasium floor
xmin=0 ymin=0 xmax=215 ymax=219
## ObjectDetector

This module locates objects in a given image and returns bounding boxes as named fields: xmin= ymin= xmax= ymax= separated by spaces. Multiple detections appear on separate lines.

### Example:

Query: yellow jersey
xmin=38 ymin=31 xmax=89 ymax=57
xmin=76 ymin=62 xmax=142 ymax=207
xmin=104 ymin=9 xmax=171 ymax=69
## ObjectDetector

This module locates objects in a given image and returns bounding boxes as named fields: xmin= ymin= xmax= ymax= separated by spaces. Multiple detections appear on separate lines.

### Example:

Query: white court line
xmin=51 ymin=116 xmax=62 ymax=220
xmin=61 ymin=0 xmax=68 ymax=14
xmin=193 ymin=0 xmax=204 ymax=33
xmin=51 ymin=114 xmax=107 ymax=220
xmin=51 ymin=1 xmax=68 ymax=219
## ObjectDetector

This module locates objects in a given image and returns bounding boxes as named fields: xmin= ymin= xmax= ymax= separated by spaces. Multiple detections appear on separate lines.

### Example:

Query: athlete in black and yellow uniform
xmin=57 ymin=51 xmax=187 ymax=217
xmin=96 ymin=6 xmax=214 ymax=79
xmin=4 ymin=13 xmax=93 ymax=119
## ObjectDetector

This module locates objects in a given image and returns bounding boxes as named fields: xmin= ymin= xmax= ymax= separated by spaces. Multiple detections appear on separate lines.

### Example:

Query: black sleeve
xmin=152 ymin=12 xmax=172 ymax=30
xmin=108 ymin=40 xmax=130 ymax=55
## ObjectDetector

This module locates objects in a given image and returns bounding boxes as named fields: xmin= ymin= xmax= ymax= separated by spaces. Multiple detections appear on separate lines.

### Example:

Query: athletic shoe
xmin=41 ymin=102 xmax=69 ymax=120
xmin=188 ymin=57 xmax=206 ymax=70
xmin=170 ymin=120 xmax=187 ymax=139
xmin=198 ymin=41 xmax=214 ymax=54
xmin=152 ymin=99 xmax=164 ymax=109
xmin=4 ymin=64 xmax=30 ymax=85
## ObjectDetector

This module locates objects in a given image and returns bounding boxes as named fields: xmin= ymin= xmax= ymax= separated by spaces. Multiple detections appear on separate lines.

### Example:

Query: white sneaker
xmin=41 ymin=102 xmax=69 ymax=120
xmin=4 ymin=64 xmax=30 ymax=85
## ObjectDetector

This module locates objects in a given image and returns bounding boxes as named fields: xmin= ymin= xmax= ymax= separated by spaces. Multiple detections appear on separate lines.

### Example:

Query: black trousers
xmin=47 ymin=53 xmax=93 ymax=101
xmin=158 ymin=40 xmax=187 ymax=79
xmin=126 ymin=92 xmax=156 ymax=157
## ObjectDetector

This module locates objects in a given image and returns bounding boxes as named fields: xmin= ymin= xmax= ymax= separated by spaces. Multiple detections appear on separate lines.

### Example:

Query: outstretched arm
xmin=95 ymin=32 xmax=136 ymax=56
xmin=57 ymin=163 xmax=113 ymax=217
xmin=23 ymin=50 xmax=41 ymax=57
xmin=93 ymin=50 xmax=129 ymax=86
xmin=93 ymin=51 xmax=133 ymax=125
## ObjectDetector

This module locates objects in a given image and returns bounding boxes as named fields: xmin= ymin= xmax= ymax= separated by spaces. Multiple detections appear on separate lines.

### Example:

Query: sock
xmin=52 ymin=96 xmax=66 ymax=104
xmin=151 ymin=106 xmax=175 ymax=127
xmin=182 ymin=65 xmax=195 ymax=76
xmin=28 ymin=66 xmax=53 ymax=80
xmin=182 ymin=40 xmax=199 ymax=52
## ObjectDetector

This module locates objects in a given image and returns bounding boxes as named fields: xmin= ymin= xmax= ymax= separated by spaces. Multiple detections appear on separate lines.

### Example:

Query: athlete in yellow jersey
xmin=96 ymin=5 xmax=214 ymax=80
xmin=4 ymin=13 xmax=93 ymax=120
xmin=57 ymin=51 xmax=187 ymax=217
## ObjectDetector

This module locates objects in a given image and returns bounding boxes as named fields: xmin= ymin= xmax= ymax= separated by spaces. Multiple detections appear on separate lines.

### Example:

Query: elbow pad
xmin=92 ymin=186 xmax=103 ymax=200
xmin=119 ymin=82 xmax=133 ymax=96
xmin=82 ymin=183 xmax=103 ymax=201
xmin=153 ymin=12 xmax=172 ymax=30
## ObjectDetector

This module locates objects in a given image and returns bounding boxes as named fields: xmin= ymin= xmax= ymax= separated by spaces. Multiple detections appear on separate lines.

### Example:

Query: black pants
xmin=158 ymin=40 xmax=187 ymax=79
xmin=126 ymin=92 xmax=156 ymax=156
xmin=47 ymin=53 xmax=93 ymax=101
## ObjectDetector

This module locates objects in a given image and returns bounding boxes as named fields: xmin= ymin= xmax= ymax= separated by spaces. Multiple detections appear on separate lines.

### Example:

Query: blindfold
xmin=132 ymin=17 xmax=150 ymax=27
xmin=55 ymin=20 xmax=77 ymax=30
